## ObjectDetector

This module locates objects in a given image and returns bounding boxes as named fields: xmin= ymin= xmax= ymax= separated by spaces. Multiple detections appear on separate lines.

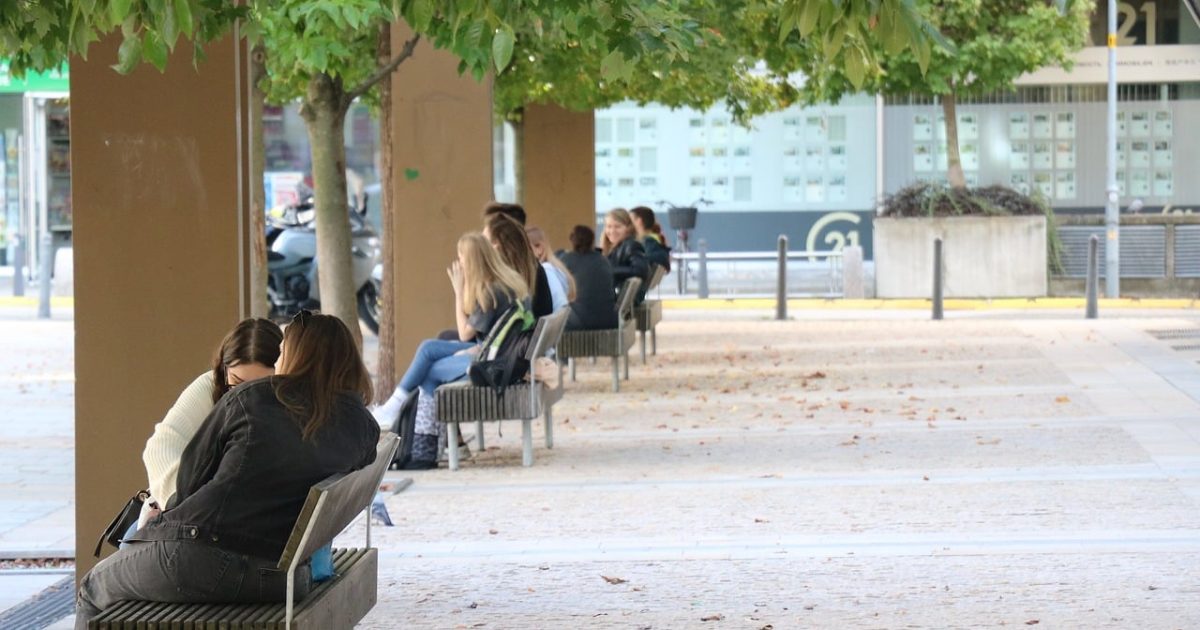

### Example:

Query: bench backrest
xmin=525 ymin=307 xmax=570 ymax=362
xmin=615 ymin=277 xmax=642 ymax=321
xmin=646 ymin=265 xmax=666 ymax=291
xmin=275 ymin=433 xmax=399 ymax=571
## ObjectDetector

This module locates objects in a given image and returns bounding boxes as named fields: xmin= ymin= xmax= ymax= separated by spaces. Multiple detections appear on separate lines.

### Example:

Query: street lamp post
xmin=1105 ymin=0 xmax=1120 ymax=298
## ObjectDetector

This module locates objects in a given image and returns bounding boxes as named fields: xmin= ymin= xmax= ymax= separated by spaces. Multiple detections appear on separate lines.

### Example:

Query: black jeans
xmin=76 ymin=540 xmax=311 ymax=630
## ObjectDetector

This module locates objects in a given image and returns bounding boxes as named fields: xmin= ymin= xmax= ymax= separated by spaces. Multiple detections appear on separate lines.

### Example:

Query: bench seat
xmin=433 ymin=309 xmax=570 ymax=470
xmin=554 ymin=278 xmax=642 ymax=393
xmin=90 ymin=548 xmax=377 ymax=629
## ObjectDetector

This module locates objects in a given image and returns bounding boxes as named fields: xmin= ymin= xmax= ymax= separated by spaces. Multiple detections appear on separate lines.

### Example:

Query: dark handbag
xmin=93 ymin=490 xmax=150 ymax=557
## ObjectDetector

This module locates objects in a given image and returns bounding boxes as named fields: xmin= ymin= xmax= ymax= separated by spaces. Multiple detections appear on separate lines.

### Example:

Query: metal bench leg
xmin=640 ymin=331 xmax=647 ymax=364
xmin=611 ymin=357 xmax=620 ymax=392
xmin=570 ymin=358 xmax=576 ymax=382
xmin=624 ymin=351 xmax=630 ymax=380
xmin=522 ymin=419 xmax=533 ymax=466
xmin=476 ymin=419 xmax=485 ymax=451
xmin=590 ymin=357 xmax=597 ymax=365
xmin=651 ymin=327 xmax=657 ymax=355
xmin=544 ymin=407 xmax=554 ymax=449
xmin=448 ymin=421 xmax=460 ymax=471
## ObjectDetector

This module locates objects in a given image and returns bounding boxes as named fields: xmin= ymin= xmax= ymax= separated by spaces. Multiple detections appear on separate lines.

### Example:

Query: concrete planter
xmin=875 ymin=216 xmax=1047 ymax=298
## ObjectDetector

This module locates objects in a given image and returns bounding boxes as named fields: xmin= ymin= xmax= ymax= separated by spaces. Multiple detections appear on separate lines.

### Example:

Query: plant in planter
xmin=875 ymin=183 xmax=1060 ymax=298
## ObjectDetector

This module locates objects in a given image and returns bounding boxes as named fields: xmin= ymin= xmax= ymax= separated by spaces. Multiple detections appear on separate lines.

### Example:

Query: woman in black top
xmin=629 ymin=206 xmax=671 ymax=272
xmin=601 ymin=208 xmax=650 ymax=300
xmin=75 ymin=313 xmax=380 ymax=629
xmin=559 ymin=225 xmax=619 ymax=330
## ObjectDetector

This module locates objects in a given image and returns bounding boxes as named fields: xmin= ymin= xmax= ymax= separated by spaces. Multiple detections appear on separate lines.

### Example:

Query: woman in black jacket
xmin=559 ymin=225 xmax=619 ymax=331
xmin=601 ymin=208 xmax=650 ymax=300
xmin=75 ymin=312 xmax=380 ymax=629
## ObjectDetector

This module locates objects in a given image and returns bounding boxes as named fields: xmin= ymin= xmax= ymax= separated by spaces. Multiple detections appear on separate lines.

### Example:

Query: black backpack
xmin=468 ymin=302 xmax=536 ymax=398
xmin=388 ymin=389 xmax=421 ymax=470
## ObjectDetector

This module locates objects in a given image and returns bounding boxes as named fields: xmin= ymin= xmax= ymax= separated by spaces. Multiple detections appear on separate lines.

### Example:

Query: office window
xmin=733 ymin=176 xmax=752 ymax=201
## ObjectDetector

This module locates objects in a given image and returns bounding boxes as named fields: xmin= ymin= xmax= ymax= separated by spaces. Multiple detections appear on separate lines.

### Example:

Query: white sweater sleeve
xmin=142 ymin=372 xmax=216 ymax=508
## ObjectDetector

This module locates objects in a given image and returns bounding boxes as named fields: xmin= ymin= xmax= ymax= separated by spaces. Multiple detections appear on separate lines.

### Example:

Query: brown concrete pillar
xmin=72 ymin=32 xmax=252 ymax=575
xmin=389 ymin=23 xmax=494 ymax=363
xmin=521 ymin=105 xmax=596 ymax=250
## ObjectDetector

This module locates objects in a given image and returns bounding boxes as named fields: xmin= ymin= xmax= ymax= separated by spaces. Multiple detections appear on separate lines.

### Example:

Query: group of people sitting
xmin=74 ymin=201 xmax=672 ymax=627
xmin=372 ymin=201 xmax=672 ymax=469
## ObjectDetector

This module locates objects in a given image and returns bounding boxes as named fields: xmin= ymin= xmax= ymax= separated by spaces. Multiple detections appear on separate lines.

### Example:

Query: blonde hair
xmin=458 ymin=232 xmax=529 ymax=314
xmin=601 ymin=208 xmax=635 ymax=255
xmin=526 ymin=226 xmax=577 ymax=301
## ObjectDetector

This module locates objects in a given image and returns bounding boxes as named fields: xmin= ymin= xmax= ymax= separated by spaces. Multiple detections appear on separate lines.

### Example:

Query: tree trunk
xmin=374 ymin=23 xmax=397 ymax=403
xmin=940 ymin=90 xmax=967 ymax=190
xmin=248 ymin=45 xmax=270 ymax=319
xmin=300 ymin=74 xmax=360 ymax=346
xmin=510 ymin=114 xmax=525 ymax=203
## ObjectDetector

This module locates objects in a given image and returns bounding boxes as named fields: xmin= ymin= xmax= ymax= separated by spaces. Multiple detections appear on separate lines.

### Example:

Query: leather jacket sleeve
xmin=611 ymin=239 xmax=649 ymax=285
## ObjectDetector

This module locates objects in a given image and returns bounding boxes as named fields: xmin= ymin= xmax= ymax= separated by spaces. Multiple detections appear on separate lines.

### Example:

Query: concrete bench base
xmin=89 ymin=547 xmax=378 ymax=629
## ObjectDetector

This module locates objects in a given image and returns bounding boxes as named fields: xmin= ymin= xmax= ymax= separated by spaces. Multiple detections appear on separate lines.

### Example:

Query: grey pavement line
xmin=0 ymin=550 xmax=74 ymax=560
xmin=546 ymin=414 xmax=1199 ymax=442
xmin=395 ymin=462 xmax=1200 ymax=496
xmin=377 ymin=530 xmax=1200 ymax=563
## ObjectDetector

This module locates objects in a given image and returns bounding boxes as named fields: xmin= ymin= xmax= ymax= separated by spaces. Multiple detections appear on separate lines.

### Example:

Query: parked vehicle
xmin=266 ymin=196 xmax=382 ymax=334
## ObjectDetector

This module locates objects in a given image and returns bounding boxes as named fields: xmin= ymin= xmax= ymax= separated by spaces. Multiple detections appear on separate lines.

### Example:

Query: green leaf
xmin=798 ymin=0 xmax=821 ymax=36
xmin=112 ymin=35 xmax=143 ymax=74
xmin=411 ymin=0 xmax=434 ymax=32
xmin=845 ymin=47 xmax=866 ymax=88
xmin=110 ymin=0 xmax=135 ymax=26
xmin=143 ymin=32 xmax=168 ymax=70
xmin=492 ymin=26 xmax=514 ymax=72
xmin=599 ymin=49 xmax=627 ymax=81
xmin=173 ymin=0 xmax=193 ymax=37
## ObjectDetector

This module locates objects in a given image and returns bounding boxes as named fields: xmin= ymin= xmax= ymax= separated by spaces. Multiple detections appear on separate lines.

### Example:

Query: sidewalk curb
xmin=662 ymin=297 xmax=1200 ymax=311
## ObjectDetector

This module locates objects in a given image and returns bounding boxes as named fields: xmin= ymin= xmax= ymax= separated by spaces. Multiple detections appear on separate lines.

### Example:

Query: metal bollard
xmin=932 ymin=238 xmax=944 ymax=321
xmin=37 ymin=233 xmax=52 ymax=319
xmin=11 ymin=234 xmax=24 ymax=297
xmin=697 ymin=239 xmax=709 ymax=299
xmin=1085 ymin=234 xmax=1099 ymax=319
xmin=776 ymin=235 xmax=788 ymax=321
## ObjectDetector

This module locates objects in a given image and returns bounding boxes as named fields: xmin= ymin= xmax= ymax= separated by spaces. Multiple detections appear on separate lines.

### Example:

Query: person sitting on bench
xmin=559 ymin=225 xmax=619 ymax=331
xmin=75 ymin=312 xmax=379 ymax=630
xmin=601 ymin=208 xmax=650 ymax=303
xmin=525 ymin=226 xmax=575 ymax=313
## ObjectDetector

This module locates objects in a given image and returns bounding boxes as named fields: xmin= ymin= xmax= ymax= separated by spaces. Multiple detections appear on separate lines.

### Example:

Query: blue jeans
xmin=399 ymin=339 xmax=474 ymax=395
xmin=121 ymin=523 xmax=334 ymax=582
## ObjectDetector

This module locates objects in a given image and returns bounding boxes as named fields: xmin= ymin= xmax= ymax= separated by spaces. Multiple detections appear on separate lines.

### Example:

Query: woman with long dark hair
xmin=485 ymin=213 xmax=554 ymax=318
xmin=76 ymin=313 xmax=379 ymax=629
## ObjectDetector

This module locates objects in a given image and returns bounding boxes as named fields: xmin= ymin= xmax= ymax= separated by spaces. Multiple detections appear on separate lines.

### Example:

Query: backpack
xmin=468 ymin=302 xmax=536 ymax=398
xmin=388 ymin=389 xmax=420 ymax=470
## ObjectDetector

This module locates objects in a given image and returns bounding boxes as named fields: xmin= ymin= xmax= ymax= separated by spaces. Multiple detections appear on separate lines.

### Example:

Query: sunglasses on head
xmin=291 ymin=309 xmax=313 ymax=326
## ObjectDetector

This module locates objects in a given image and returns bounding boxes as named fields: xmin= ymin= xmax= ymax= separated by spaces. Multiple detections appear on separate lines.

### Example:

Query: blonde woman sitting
xmin=380 ymin=232 xmax=530 ymax=468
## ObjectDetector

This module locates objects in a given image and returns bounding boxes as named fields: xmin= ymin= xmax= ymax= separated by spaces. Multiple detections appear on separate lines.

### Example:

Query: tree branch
xmin=343 ymin=34 xmax=421 ymax=107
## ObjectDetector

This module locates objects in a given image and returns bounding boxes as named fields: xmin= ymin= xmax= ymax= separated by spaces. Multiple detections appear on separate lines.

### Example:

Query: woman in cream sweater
xmin=139 ymin=318 xmax=282 ymax=525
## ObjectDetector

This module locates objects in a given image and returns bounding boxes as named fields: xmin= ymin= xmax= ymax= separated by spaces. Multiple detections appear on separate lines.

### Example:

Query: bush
xmin=880 ymin=183 xmax=1063 ymax=274
xmin=880 ymin=183 xmax=1048 ymax=218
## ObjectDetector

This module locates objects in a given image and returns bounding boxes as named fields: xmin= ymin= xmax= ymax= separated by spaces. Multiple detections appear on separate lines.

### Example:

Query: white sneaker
xmin=438 ymin=443 xmax=472 ymax=462
xmin=371 ymin=389 xmax=407 ymax=425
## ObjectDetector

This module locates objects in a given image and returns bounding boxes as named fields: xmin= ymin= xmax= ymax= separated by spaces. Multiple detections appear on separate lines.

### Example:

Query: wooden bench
xmin=557 ymin=277 xmax=642 ymax=392
xmin=634 ymin=265 xmax=667 ymax=364
xmin=434 ymin=308 xmax=570 ymax=470
xmin=89 ymin=434 xmax=400 ymax=630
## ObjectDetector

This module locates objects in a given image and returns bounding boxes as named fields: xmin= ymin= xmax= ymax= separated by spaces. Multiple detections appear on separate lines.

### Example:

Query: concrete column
xmin=389 ymin=23 xmax=493 ymax=363
xmin=521 ymin=105 xmax=595 ymax=249
xmin=72 ymin=32 xmax=252 ymax=575
xmin=843 ymin=245 xmax=865 ymax=299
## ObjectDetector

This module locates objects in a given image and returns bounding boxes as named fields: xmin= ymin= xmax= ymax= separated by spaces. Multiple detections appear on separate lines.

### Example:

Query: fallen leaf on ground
xmin=754 ymin=518 xmax=769 ymax=523
xmin=1055 ymin=396 xmax=1071 ymax=403
xmin=1025 ymin=621 xmax=1040 ymax=626
xmin=701 ymin=614 xmax=724 ymax=622
xmin=488 ymin=529 xmax=498 ymax=535
xmin=601 ymin=575 xmax=628 ymax=585
xmin=805 ymin=371 xmax=827 ymax=379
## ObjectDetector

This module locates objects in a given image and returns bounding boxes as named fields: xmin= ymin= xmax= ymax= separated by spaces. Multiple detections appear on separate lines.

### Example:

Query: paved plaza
xmin=2 ymin=304 xmax=1200 ymax=627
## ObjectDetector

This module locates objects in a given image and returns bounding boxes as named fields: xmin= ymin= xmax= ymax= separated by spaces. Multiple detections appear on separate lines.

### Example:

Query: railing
xmin=669 ymin=237 xmax=846 ymax=301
